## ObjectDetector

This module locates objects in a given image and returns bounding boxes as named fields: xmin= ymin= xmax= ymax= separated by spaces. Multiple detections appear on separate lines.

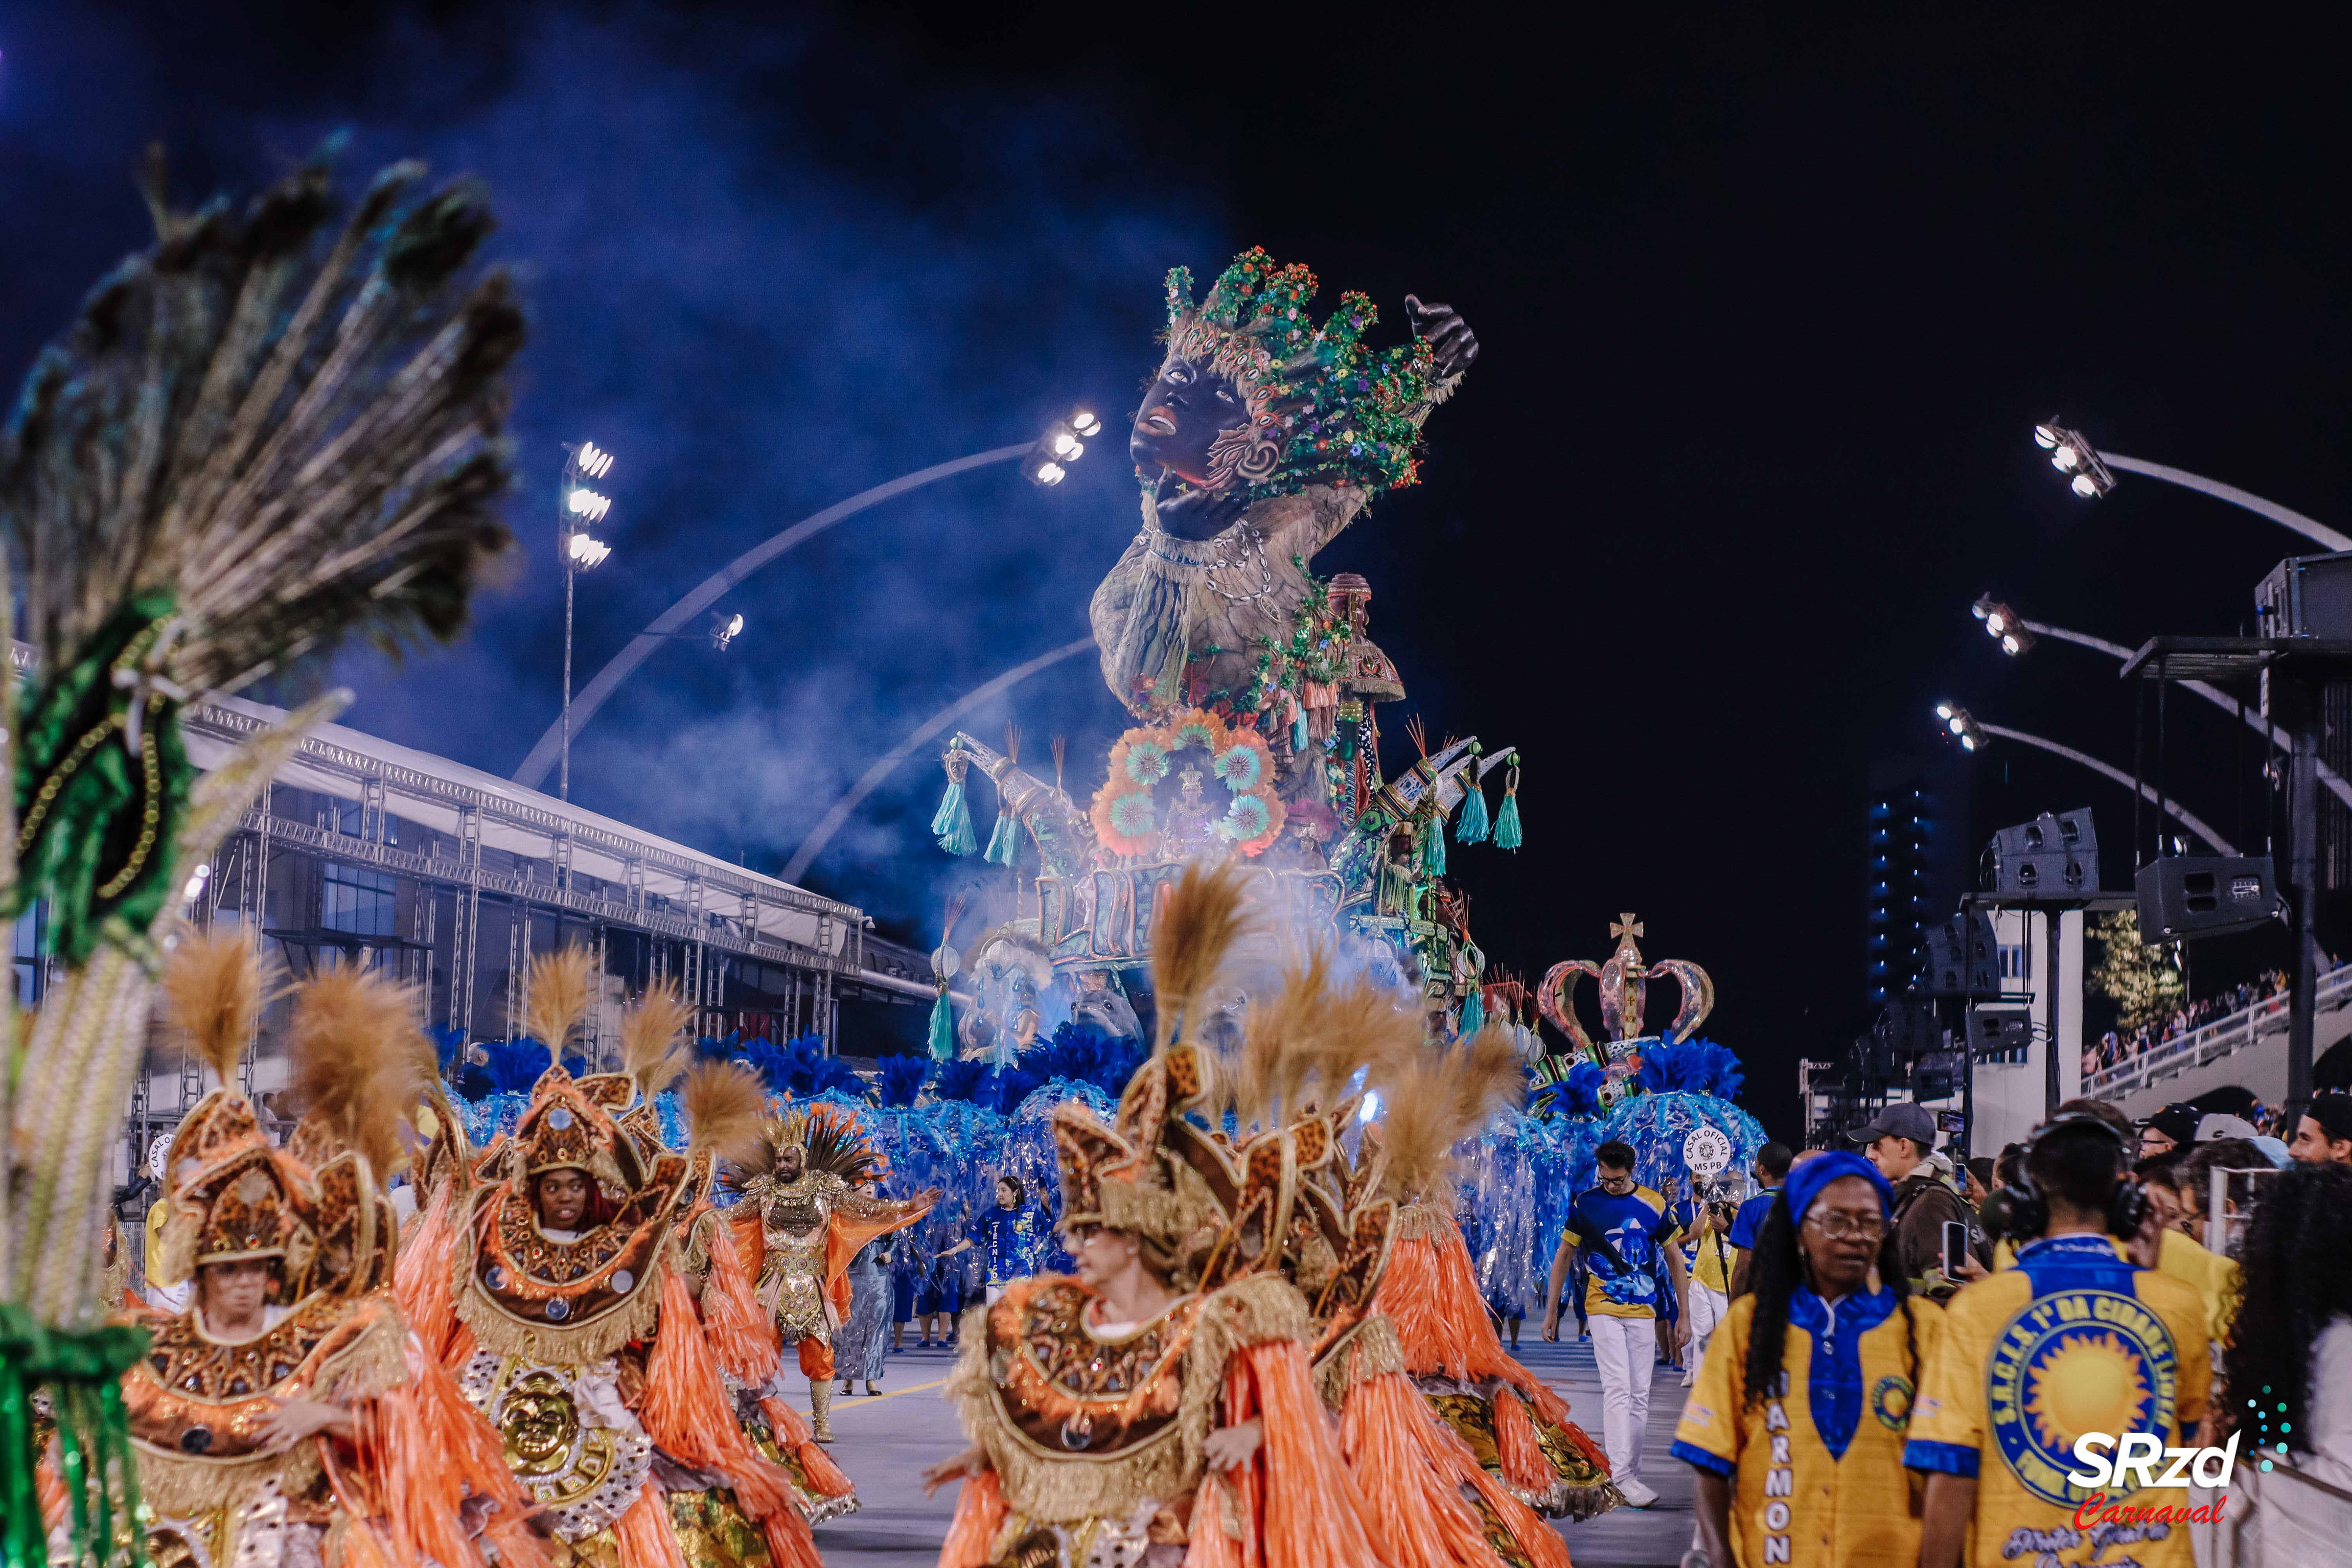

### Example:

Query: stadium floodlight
xmin=2033 ymin=420 xmax=2115 ymax=499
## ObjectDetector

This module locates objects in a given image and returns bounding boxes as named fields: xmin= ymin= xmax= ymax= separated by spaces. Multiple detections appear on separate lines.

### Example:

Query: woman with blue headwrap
xmin=1670 ymin=1151 xmax=1944 ymax=1568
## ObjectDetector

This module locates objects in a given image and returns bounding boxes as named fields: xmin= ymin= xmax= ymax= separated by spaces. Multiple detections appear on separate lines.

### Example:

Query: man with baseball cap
xmin=2289 ymin=1091 xmax=2352 ymax=1166
xmin=1850 ymin=1103 xmax=1987 ymax=1298
xmin=2139 ymin=1102 xmax=2201 ymax=1159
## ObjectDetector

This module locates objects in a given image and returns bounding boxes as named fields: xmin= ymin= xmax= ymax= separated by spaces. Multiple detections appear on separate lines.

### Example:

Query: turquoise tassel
xmin=1494 ymin=774 xmax=1523 ymax=851
xmin=933 ymin=779 xmax=977 ymax=856
xmin=1458 ymin=987 xmax=1485 ymax=1038
xmin=927 ymin=989 xmax=955 ymax=1059
xmin=1423 ymin=820 xmax=1446 ymax=876
xmin=1454 ymin=778 xmax=1490 ymax=844
xmin=984 ymin=807 xmax=1020 ymax=866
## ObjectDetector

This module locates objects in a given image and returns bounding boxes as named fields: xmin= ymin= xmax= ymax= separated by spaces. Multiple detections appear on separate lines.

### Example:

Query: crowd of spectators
xmin=2083 ymin=964 xmax=2322 ymax=1078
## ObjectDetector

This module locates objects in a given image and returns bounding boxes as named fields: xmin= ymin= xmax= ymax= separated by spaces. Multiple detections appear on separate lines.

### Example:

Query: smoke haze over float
xmin=0 ymin=2 xmax=1225 ymax=987
xmin=8 ymin=5 xmax=2352 ymax=1136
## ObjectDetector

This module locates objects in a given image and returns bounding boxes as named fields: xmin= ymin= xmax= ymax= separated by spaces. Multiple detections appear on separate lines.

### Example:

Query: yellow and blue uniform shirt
xmin=1905 ymin=1232 xmax=2209 ymax=1567
xmin=1673 ymin=1286 xmax=1942 ymax=1567
xmin=1991 ymin=1228 xmax=2239 ymax=1348
xmin=1565 ymin=1185 xmax=1680 ymax=1319
xmin=1676 ymin=1198 xmax=1735 ymax=1294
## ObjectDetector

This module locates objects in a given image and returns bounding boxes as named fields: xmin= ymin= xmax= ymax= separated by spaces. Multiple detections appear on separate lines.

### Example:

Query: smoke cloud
xmin=0 ymin=4 xmax=1223 ymax=944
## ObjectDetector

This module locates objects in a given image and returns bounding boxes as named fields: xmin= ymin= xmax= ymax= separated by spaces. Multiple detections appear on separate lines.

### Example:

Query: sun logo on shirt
xmin=1987 ymin=1289 xmax=2176 ymax=1506
xmin=2024 ymin=1330 xmax=2152 ymax=1455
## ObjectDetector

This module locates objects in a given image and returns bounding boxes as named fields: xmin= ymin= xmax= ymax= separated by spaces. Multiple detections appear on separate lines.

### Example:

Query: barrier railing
xmin=2083 ymin=962 xmax=2352 ymax=1100
xmin=2207 ymin=1455 xmax=2352 ymax=1567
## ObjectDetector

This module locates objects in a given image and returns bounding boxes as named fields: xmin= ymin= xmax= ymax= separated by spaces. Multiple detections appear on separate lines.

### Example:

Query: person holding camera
xmin=1906 ymin=1112 xmax=2209 ymax=1568
xmin=1673 ymin=1176 xmax=1737 ymax=1388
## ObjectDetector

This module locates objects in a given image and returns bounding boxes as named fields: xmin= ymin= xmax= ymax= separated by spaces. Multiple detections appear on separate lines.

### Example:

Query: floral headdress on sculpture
xmin=1155 ymin=247 xmax=1443 ymax=501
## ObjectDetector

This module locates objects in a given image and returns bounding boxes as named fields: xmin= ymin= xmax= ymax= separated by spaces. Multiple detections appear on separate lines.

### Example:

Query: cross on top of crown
xmin=1610 ymin=913 xmax=1643 ymax=942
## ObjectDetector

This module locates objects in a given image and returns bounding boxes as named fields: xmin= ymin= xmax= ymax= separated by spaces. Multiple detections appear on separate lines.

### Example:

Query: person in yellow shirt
xmin=1674 ymin=1178 xmax=1737 ymax=1389
xmin=1673 ymin=1149 xmax=1942 ymax=1568
xmin=1907 ymin=1112 xmax=2212 ymax=1568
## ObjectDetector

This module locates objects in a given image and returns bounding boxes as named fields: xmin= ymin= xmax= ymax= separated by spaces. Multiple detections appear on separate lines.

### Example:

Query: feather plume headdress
xmin=621 ymin=979 xmax=693 ymax=1102
xmin=1361 ymin=1022 xmax=1524 ymax=1209
xmin=157 ymin=924 xmax=281 ymax=1181
xmin=725 ymin=1103 xmax=885 ymax=1203
xmin=523 ymin=944 xmax=596 ymax=1054
xmin=281 ymin=961 xmax=432 ymax=1180
xmin=0 ymin=143 xmax=522 ymax=962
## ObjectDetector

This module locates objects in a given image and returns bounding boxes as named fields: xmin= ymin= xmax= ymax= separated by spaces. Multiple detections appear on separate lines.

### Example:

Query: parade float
xmin=922 ymin=247 xmax=1520 ymax=1052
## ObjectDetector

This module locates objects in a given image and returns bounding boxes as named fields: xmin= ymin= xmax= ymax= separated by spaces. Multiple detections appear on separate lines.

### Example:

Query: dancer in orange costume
xmin=1219 ymin=948 xmax=1584 ymax=1568
xmin=608 ymin=985 xmax=865 ymax=1529
xmin=102 ymin=930 xmax=548 ymax=1568
xmin=1378 ymin=1122 xmax=1620 ymax=1523
xmin=921 ymin=864 xmax=1395 ymax=1568
xmin=412 ymin=947 xmax=825 ymax=1568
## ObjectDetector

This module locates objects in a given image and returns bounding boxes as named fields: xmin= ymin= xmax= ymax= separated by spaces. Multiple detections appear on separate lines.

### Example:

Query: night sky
xmin=7 ymin=4 xmax=2349 ymax=1139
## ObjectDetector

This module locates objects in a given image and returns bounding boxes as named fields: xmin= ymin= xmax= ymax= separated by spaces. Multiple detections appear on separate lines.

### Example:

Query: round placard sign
xmin=147 ymin=1132 xmax=174 ymax=1184
xmin=1682 ymin=1125 xmax=1733 ymax=1180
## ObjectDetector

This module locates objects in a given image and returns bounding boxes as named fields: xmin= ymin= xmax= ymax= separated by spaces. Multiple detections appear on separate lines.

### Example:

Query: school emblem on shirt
xmin=1985 ymin=1287 xmax=2178 ymax=1506
xmin=1869 ymin=1373 xmax=1914 ymax=1431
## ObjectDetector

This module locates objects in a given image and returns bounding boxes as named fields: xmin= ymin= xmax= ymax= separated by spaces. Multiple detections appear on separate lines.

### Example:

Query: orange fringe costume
xmin=1227 ymin=968 xmax=1585 ymax=1568
xmin=1383 ymin=1202 xmax=1619 ymax=1522
xmin=109 ymin=950 xmax=547 ymax=1568
xmin=725 ymin=1104 xmax=935 ymax=1443
xmin=939 ymin=867 xmax=1400 ymax=1568
xmin=418 ymin=1056 xmax=822 ymax=1568
xmin=617 ymin=1079 xmax=864 ymax=1528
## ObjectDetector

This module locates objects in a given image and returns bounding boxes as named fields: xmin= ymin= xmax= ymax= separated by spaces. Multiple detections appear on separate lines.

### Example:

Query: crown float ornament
xmin=1539 ymin=913 xmax=1715 ymax=1071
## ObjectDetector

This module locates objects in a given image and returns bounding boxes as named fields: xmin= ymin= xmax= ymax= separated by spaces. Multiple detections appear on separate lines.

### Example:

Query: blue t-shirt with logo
xmin=1564 ymin=1185 xmax=1680 ymax=1319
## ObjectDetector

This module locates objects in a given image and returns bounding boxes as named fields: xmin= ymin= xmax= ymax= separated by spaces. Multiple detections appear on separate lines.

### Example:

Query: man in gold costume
xmin=730 ymin=1108 xmax=935 ymax=1442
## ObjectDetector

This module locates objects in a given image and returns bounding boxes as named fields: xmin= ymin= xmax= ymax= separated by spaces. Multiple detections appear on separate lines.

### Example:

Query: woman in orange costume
xmin=418 ymin=948 xmax=825 ymax=1568
xmin=1219 ymin=952 xmax=1581 ymax=1568
xmin=920 ymin=864 xmax=1393 ymax=1568
xmin=105 ymin=930 xmax=546 ymax=1568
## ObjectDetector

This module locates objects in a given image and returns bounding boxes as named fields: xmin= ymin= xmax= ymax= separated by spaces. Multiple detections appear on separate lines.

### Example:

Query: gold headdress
xmin=504 ymin=1064 xmax=641 ymax=1192
xmin=151 ymin=927 xmax=385 ymax=1301
xmin=1048 ymin=862 xmax=1310 ymax=1290
xmin=730 ymin=1103 xmax=883 ymax=1199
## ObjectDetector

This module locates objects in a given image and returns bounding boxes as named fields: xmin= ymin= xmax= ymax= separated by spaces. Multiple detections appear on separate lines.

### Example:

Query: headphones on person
xmin=1987 ymin=1112 xmax=2152 ymax=1242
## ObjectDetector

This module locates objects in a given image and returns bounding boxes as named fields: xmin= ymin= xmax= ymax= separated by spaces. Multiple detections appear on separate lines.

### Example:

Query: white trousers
xmin=1587 ymin=1312 xmax=1656 ymax=1483
xmin=1686 ymin=1283 xmax=1729 ymax=1369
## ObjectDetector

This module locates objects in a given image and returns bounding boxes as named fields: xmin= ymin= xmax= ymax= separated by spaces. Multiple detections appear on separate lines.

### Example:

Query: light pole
xmin=558 ymin=442 xmax=616 ymax=803
xmin=1934 ymin=703 xmax=2238 ymax=855
xmin=1970 ymin=595 xmax=2352 ymax=811
xmin=2032 ymin=421 xmax=2352 ymax=552
xmin=513 ymin=410 xmax=1103 ymax=791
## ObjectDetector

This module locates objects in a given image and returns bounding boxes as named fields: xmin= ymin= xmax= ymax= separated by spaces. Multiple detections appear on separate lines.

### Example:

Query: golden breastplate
xmin=459 ymin=1350 xmax=652 ymax=1541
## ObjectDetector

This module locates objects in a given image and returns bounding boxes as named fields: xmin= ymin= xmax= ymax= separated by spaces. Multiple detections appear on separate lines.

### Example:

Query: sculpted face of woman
xmin=1131 ymin=354 xmax=1251 ymax=488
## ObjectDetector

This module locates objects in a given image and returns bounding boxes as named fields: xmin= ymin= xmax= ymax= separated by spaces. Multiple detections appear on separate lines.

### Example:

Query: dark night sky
xmin=7 ymin=4 xmax=2350 ymax=1138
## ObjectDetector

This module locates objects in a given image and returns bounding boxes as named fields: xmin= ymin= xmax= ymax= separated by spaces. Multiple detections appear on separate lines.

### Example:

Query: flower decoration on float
xmin=1155 ymin=247 xmax=1440 ymax=503
xmin=1091 ymin=706 xmax=1286 ymax=859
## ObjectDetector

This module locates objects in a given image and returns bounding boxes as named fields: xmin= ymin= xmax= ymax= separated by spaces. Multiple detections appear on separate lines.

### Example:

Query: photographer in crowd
xmin=1726 ymin=1141 xmax=1793 ymax=1298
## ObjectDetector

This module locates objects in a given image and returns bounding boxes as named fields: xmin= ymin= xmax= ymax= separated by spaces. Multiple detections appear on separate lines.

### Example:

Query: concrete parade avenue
xmin=807 ymin=1331 xmax=1697 ymax=1568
